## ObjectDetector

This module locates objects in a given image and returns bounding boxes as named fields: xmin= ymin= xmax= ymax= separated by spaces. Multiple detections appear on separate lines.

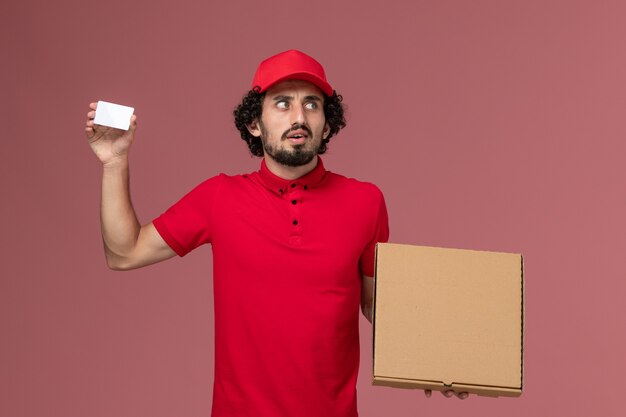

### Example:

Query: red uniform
xmin=153 ymin=157 xmax=389 ymax=417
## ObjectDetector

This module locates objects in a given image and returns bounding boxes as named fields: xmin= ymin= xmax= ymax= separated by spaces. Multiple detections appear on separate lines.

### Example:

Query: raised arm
xmin=85 ymin=102 xmax=176 ymax=270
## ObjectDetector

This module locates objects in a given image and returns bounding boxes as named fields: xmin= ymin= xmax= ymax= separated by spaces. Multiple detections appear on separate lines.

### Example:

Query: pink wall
xmin=2 ymin=0 xmax=624 ymax=416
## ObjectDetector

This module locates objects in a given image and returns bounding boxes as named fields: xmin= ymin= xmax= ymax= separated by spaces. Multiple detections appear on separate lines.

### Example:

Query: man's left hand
xmin=424 ymin=389 xmax=469 ymax=400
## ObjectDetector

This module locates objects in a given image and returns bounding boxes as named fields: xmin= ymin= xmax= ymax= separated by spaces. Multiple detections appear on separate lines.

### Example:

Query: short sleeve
xmin=152 ymin=175 xmax=223 ymax=257
xmin=359 ymin=188 xmax=390 ymax=277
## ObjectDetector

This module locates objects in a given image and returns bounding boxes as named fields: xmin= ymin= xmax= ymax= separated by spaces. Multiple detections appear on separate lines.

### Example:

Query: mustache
xmin=282 ymin=124 xmax=313 ymax=140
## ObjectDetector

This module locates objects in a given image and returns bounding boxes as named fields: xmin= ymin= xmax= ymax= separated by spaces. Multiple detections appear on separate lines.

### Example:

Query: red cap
xmin=251 ymin=50 xmax=334 ymax=96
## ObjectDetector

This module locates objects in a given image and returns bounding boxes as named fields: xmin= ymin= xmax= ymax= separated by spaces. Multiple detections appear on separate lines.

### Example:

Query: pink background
xmin=2 ymin=1 xmax=624 ymax=416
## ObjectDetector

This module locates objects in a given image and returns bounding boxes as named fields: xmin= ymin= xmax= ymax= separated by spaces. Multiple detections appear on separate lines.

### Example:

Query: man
xmin=84 ymin=50 xmax=464 ymax=417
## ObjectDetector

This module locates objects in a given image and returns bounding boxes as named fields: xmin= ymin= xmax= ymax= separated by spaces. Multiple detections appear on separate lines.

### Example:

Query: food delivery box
xmin=372 ymin=243 xmax=524 ymax=397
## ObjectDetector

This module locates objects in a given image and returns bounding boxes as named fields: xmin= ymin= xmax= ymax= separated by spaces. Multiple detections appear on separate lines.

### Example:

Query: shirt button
xmin=279 ymin=189 xmax=283 ymax=194
xmin=290 ymin=183 xmax=296 ymax=188
xmin=292 ymin=220 xmax=298 ymax=226
xmin=291 ymin=200 xmax=297 ymax=205
xmin=303 ymin=185 xmax=308 ymax=190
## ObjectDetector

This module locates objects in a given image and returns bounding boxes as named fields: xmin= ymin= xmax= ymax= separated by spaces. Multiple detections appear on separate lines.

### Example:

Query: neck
xmin=264 ymin=155 xmax=318 ymax=180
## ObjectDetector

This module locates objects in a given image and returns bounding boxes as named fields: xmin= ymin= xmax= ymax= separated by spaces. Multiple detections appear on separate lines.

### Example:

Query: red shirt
xmin=153 ymin=157 xmax=389 ymax=417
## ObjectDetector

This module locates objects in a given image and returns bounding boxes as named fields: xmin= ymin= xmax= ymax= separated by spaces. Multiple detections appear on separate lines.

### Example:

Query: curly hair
xmin=233 ymin=87 xmax=346 ymax=157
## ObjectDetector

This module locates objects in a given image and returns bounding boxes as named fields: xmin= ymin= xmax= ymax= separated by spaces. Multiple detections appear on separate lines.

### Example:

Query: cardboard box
xmin=372 ymin=243 xmax=524 ymax=397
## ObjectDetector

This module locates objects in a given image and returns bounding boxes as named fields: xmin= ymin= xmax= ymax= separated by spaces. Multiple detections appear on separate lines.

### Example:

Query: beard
xmin=260 ymin=123 xmax=322 ymax=167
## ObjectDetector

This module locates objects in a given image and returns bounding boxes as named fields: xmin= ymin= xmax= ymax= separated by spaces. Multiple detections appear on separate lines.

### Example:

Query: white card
xmin=94 ymin=100 xmax=134 ymax=130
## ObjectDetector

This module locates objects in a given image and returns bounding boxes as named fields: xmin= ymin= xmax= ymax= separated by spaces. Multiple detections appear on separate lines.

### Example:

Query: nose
xmin=290 ymin=104 xmax=306 ymax=125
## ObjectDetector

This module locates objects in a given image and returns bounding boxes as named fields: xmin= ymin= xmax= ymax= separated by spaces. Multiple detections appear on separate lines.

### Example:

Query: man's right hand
xmin=85 ymin=102 xmax=137 ymax=166
xmin=84 ymin=101 xmax=177 ymax=270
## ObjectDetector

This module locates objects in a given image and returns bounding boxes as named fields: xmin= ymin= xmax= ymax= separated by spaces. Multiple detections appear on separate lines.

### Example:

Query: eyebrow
xmin=272 ymin=95 xmax=322 ymax=102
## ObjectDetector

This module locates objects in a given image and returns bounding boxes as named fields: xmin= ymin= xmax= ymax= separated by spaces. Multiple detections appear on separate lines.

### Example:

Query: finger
xmin=87 ymin=110 xmax=95 ymax=119
xmin=456 ymin=392 xmax=469 ymax=400
xmin=424 ymin=389 xmax=432 ymax=398
xmin=129 ymin=114 xmax=138 ymax=130
xmin=85 ymin=126 xmax=94 ymax=138
xmin=89 ymin=102 xmax=98 ymax=110
xmin=442 ymin=390 xmax=454 ymax=398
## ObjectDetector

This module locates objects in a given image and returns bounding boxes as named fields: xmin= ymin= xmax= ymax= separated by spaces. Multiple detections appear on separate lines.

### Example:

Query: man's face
xmin=248 ymin=80 xmax=330 ymax=167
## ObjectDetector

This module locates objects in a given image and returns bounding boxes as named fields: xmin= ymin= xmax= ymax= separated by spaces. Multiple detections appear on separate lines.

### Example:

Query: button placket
xmin=286 ymin=183 xmax=303 ymax=241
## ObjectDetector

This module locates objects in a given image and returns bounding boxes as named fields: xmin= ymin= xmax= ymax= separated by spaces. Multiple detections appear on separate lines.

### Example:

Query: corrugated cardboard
xmin=372 ymin=243 xmax=524 ymax=397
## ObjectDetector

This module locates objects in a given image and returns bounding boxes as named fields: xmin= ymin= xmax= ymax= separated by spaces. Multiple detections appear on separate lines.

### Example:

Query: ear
xmin=322 ymin=122 xmax=331 ymax=139
xmin=247 ymin=119 xmax=262 ymax=138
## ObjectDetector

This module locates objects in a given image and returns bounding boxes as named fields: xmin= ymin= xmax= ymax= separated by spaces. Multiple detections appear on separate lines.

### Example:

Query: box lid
xmin=372 ymin=243 xmax=524 ymax=397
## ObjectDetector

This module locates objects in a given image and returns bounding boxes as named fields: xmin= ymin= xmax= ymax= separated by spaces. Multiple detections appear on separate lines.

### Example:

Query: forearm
xmin=100 ymin=158 xmax=141 ymax=268
xmin=361 ymin=301 xmax=373 ymax=323
xmin=361 ymin=275 xmax=374 ymax=323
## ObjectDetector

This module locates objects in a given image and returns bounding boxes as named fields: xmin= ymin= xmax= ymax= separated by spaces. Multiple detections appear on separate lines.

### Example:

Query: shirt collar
xmin=259 ymin=156 xmax=327 ymax=195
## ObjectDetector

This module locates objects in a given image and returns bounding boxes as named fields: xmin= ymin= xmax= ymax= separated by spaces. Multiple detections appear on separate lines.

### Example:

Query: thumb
xmin=129 ymin=114 xmax=138 ymax=131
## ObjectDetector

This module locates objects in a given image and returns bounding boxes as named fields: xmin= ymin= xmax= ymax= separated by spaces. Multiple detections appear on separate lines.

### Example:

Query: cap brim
xmin=260 ymin=72 xmax=333 ymax=96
